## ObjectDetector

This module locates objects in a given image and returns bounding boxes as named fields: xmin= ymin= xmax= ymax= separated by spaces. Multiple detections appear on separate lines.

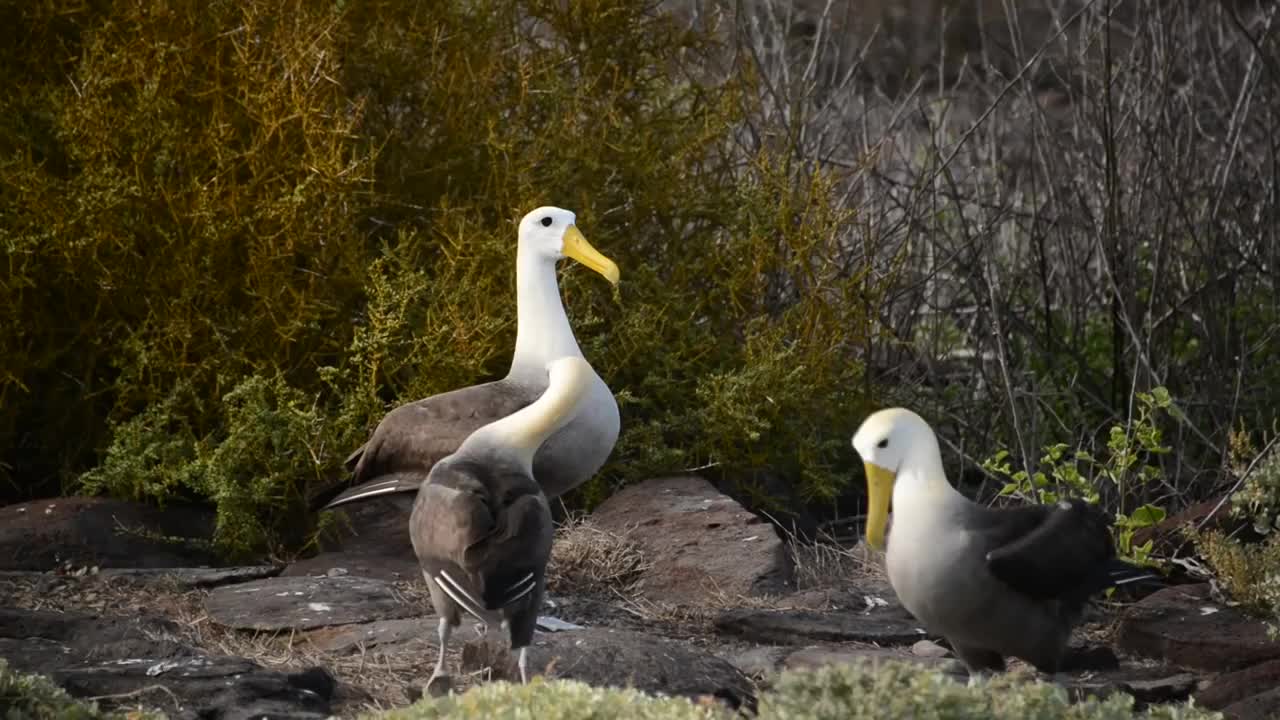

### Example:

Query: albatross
xmin=412 ymin=355 xmax=595 ymax=694
xmin=318 ymin=206 xmax=620 ymax=510
xmin=852 ymin=408 xmax=1158 ymax=680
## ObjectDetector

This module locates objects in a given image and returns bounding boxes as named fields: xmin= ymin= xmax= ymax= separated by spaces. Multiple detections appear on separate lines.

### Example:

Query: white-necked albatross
xmin=852 ymin=408 xmax=1159 ymax=680
xmin=412 ymin=355 xmax=595 ymax=694
xmin=318 ymin=206 xmax=620 ymax=510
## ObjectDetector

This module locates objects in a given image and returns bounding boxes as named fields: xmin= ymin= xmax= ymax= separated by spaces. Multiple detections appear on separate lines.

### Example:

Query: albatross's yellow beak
xmin=562 ymin=225 xmax=620 ymax=285
xmin=863 ymin=462 xmax=895 ymax=550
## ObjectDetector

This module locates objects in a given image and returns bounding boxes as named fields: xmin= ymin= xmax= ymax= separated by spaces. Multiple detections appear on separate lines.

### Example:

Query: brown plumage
xmin=411 ymin=355 xmax=597 ymax=693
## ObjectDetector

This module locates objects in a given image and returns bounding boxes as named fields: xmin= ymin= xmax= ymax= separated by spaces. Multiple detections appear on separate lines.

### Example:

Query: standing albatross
xmin=317 ymin=206 xmax=620 ymax=510
xmin=852 ymin=408 xmax=1158 ymax=679
xmin=412 ymin=355 xmax=595 ymax=694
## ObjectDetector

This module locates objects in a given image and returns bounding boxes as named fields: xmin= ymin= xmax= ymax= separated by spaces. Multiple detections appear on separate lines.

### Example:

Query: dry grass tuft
xmin=783 ymin=523 xmax=885 ymax=592
xmin=547 ymin=516 xmax=651 ymax=597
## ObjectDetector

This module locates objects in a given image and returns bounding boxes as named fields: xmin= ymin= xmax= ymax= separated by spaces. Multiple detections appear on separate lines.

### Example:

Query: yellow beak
xmin=561 ymin=225 xmax=620 ymax=285
xmin=863 ymin=462 xmax=896 ymax=550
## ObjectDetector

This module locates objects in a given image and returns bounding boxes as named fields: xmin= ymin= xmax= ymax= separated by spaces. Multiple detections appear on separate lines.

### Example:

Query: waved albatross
xmin=318 ymin=206 xmax=620 ymax=510
xmin=852 ymin=408 xmax=1159 ymax=680
xmin=412 ymin=355 xmax=594 ymax=694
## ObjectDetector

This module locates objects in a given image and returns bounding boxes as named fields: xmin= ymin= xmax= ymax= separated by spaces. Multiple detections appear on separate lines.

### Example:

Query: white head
xmin=517 ymin=206 xmax=620 ymax=285
xmin=851 ymin=408 xmax=946 ymax=550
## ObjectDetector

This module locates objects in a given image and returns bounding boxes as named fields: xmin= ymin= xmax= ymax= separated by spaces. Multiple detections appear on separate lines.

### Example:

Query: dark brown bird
xmin=410 ymin=355 xmax=598 ymax=693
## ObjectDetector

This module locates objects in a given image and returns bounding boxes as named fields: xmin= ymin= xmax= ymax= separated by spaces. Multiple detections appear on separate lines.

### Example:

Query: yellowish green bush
xmin=762 ymin=661 xmax=1219 ymax=720
xmin=1194 ymin=530 xmax=1280 ymax=637
xmin=374 ymin=661 xmax=1222 ymax=720
xmin=1 ymin=0 xmax=889 ymax=556
xmin=369 ymin=678 xmax=722 ymax=720
xmin=0 ymin=658 xmax=164 ymax=720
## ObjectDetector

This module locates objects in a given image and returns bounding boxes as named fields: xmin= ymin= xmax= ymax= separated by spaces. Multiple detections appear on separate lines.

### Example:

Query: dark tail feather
xmin=319 ymin=473 xmax=424 ymax=510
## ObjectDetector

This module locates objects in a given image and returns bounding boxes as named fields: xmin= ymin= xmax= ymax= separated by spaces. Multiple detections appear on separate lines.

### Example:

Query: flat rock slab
xmin=0 ymin=497 xmax=218 ymax=571
xmin=93 ymin=565 xmax=283 ymax=588
xmin=715 ymin=607 xmax=926 ymax=646
xmin=1196 ymin=658 xmax=1280 ymax=712
xmin=1221 ymin=687 xmax=1280 ymax=720
xmin=462 ymin=626 xmax=755 ymax=707
xmin=305 ymin=616 xmax=438 ymax=654
xmin=589 ymin=475 xmax=792 ymax=605
xmin=0 ymin=607 xmax=334 ymax=719
xmin=1117 ymin=583 xmax=1280 ymax=671
xmin=205 ymin=575 xmax=418 ymax=631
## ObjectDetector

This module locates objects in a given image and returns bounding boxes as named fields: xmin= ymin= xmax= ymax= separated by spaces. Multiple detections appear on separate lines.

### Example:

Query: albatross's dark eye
xmin=540 ymin=216 xmax=553 ymax=227
xmin=876 ymin=438 xmax=889 ymax=449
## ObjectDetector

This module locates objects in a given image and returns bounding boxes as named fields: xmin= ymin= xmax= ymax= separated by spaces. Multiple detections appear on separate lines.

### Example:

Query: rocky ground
xmin=2 ymin=476 xmax=1279 ymax=719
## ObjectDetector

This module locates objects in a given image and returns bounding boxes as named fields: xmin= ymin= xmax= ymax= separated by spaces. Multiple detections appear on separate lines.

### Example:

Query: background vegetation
xmin=2 ymin=0 xmax=1278 ymax=570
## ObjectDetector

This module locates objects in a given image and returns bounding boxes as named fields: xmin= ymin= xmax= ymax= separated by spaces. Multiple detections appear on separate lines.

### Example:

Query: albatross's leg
xmin=952 ymin=643 xmax=1005 ymax=688
xmin=517 ymin=646 xmax=529 ymax=684
xmin=426 ymin=616 xmax=453 ymax=696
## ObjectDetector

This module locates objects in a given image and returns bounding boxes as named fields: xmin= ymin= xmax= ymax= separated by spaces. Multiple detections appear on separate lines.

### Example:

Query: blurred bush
xmin=0 ymin=0 xmax=888 ymax=556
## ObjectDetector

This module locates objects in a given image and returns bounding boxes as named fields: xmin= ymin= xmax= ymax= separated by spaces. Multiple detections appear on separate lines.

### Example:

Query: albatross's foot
xmin=517 ymin=646 xmax=529 ymax=684
xmin=425 ymin=673 xmax=453 ymax=698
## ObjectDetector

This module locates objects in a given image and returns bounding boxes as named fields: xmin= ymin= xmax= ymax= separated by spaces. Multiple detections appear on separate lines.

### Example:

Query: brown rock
xmin=1196 ymin=658 xmax=1280 ymax=709
xmin=589 ymin=475 xmax=792 ymax=605
xmin=1117 ymin=583 xmax=1280 ymax=671
xmin=0 ymin=497 xmax=218 ymax=571
xmin=1222 ymin=689 xmax=1280 ymax=720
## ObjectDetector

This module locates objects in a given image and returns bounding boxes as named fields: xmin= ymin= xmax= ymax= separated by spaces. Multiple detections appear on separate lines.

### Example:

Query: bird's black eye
xmin=876 ymin=438 xmax=889 ymax=449
xmin=540 ymin=216 xmax=553 ymax=227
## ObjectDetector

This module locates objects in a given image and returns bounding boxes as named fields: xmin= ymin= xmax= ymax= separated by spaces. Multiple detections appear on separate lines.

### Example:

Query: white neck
xmin=892 ymin=433 xmax=967 ymax=518
xmin=461 ymin=361 xmax=590 ymax=474
xmin=509 ymin=250 xmax=583 ymax=381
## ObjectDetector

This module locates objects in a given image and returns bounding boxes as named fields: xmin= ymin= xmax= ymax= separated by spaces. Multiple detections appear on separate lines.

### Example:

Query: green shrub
xmin=1 ymin=0 xmax=890 ymax=556
xmin=375 ymin=660 xmax=1222 ymax=720
xmin=982 ymin=388 xmax=1175 ymax=565
xmin=0 ymin=658 xmax=164 ymax=719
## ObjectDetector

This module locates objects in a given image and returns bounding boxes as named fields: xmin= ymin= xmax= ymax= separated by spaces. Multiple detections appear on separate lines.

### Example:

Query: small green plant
xmin=982 ymin=387 xmax=1176 ymax=565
